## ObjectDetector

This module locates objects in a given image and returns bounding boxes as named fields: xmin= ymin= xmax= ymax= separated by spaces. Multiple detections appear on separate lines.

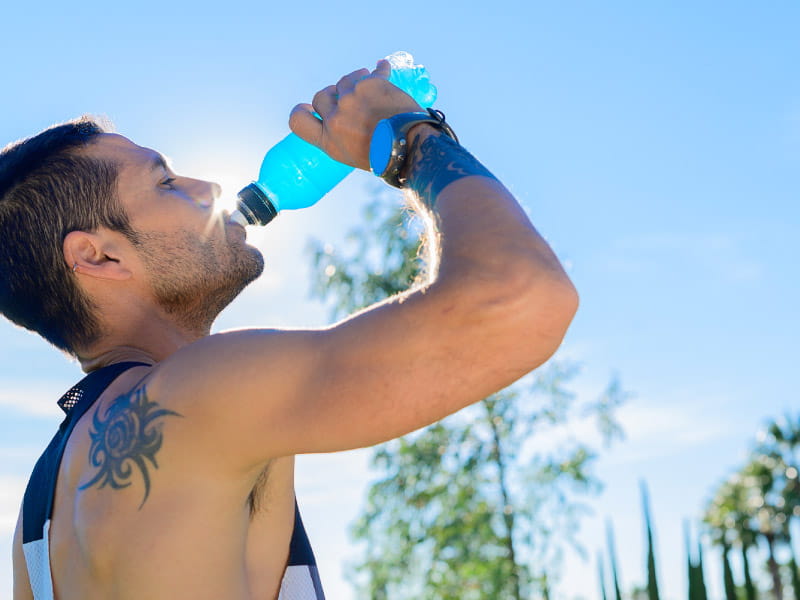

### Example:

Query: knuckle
xmin=313 ymin=86 xmax=335 ymax=103
xmin=337 ymin=91 xmax=357 ymax=109
xmin=326 ymin=112 xmax=344 ymax=132
xmin=353 ymin=77 xmax=371 ymax=92
xmin=356 ymin=76 xmax=383 ymax=92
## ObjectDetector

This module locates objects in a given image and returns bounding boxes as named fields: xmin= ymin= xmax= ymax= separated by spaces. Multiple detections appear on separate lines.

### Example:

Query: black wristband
xmin=369 ymin=109 xmax=459 ymax=189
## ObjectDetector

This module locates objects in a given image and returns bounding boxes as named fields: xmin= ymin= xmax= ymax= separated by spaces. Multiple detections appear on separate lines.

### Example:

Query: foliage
xmin=641 ymin=482 xmax=660 ymax=600
xmin=607 ymin=520 xmax=624 ymax=600
xmin=599 ymin=553 xmax=610 ymax=600
xmin=308 ymin=192 xmax=625 ymax=599
xmin=788 ymin=550 xmax=800 ymax=600
xmin=722 ymin=542 xmax=737 ymax=600
xmin=703 ymin=414 xmax=800 ymax=600
xmin=592 ymin=415 xmax=800 ymax=600
xmin=685 ymin=522 xmax=708 ymax=600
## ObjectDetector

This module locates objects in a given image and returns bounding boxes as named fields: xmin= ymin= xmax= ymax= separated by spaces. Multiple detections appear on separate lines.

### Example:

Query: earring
xmin=72 ymin=262 xmax=78 ymax=273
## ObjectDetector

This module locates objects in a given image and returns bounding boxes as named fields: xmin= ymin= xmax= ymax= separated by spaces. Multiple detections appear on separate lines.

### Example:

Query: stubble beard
xmin=133 ymin=227 xmax=264 ymax=335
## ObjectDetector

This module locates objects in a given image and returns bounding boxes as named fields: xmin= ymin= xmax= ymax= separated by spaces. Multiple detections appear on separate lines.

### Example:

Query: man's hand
xmin=146 ymin=59 xmax=578 ymax=477
xmin=289 ymin=59 xmax=422 ymax=170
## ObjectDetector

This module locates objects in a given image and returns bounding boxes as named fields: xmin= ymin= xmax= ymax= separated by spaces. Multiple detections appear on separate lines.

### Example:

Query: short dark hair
xmin=0 ymin=116 xmax=135 ymax=356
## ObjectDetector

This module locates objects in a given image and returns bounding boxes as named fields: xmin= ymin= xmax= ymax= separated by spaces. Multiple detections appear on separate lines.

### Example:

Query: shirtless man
xmin=6 ymin=60 xmax=578 ymax=599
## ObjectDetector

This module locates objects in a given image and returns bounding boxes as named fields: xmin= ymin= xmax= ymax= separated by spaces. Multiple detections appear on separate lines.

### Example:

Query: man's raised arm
xmin=150 ymin=61 xmax=578 ymax=469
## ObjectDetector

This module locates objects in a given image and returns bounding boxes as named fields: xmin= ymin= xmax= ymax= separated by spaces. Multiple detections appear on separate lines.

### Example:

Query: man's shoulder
xmin=129 ymin=328 xmax=324 ymax=472
xmin=145 ymin=328 xmax=323 ymax=409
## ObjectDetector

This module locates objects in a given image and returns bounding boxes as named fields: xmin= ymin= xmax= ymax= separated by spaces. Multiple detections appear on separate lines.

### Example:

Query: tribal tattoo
xmin=79 ymin=386 xmax=181 ymax=508
xmin=405 ymin=133 xmax=498 ymax=209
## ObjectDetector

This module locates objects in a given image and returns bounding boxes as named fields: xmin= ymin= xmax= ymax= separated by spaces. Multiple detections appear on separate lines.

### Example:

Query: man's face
xmin=84 ymin=134 xmax=264 ymax=330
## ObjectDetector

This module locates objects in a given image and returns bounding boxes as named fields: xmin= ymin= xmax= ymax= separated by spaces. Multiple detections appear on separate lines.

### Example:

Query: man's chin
xmin=188 ymin=261 xmax=265 ymax=331
xmin=240 ymin=246 xmax=265 ymax=283
xmin=225 ymin=248 xmax=265 ymax=300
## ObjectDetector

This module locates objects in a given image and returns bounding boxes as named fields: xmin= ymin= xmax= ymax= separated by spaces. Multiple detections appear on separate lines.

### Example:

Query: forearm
xmin=402 ymin=125 xmax=574 ymax=297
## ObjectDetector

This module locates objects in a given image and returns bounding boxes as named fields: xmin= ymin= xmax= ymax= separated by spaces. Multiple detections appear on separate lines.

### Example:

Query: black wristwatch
xmin=369 ymin=108 xmax=458 ymax=188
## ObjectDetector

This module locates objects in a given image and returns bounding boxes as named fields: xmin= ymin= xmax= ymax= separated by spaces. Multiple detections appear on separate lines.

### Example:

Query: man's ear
xmin=63 ymin=229 xmax=133 ymax=281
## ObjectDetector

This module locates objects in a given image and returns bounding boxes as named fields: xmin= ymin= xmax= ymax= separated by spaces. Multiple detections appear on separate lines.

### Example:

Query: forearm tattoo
xmin=79 ymin=386 xmax=181 ymax=509
xmin=404 ymin=133 xmax=498 ymax=209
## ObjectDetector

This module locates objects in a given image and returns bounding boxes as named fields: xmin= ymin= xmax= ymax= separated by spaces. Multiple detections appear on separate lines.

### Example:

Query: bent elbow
xmin=532 ymin=276 xmax=579 ymax=344
xmin=494 ymin=268 xmax=580 ymax=368
xmin=554 ymin=275 xmax=580 ymax=330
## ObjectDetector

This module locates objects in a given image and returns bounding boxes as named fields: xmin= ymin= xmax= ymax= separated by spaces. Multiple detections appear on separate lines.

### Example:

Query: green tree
xmin=703 ymin=479 xmax=739 ymax=600
xmin=758 ymin=416 xmax=800 ymax=588
xmin=704 ymin=472 xmax=759 ymax=600
xmin=599 ymin=553 xmax=610 ymax=600
xmin=788 ymin=548 xmax=800 ymax=600
xmin=641 ymin=481 xmax=661 ymax=600
xmin=697 ymin=540 xmax=709 ymax=600
xmin=743 ymin=453 xmax=786 ymax=600
xmin=308 ymin=193 xmax=625 ymax=600
xmin=607 ymin=519 xmax=624 ymax=600
xmin=685 ymin=522 xmax=708 ymax=600
xmin=705 ymin=414 xmax=800 ymax=600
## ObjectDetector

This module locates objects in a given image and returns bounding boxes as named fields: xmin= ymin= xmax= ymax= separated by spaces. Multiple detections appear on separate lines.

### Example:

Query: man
xmin=6 ymin=59 xmax=578 ymax=599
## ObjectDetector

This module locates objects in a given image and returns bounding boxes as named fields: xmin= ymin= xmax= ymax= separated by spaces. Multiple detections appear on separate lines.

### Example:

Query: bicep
xmin=278 ymin=284 xmax=546 ymax=454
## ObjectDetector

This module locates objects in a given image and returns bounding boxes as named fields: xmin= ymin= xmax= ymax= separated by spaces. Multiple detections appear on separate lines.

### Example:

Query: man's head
xmin=0 ymin=117 xmax=263 ymax=358
xmin=0 ymin=117 xmax=129 ymax=355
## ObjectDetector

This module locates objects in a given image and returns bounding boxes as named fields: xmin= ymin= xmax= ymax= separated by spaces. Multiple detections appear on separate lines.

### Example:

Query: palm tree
xmin=704 ymin=484 xmax=734 ymax=600
xmin=755 ymin=416 xmax=800 ymax=600
xmin=758 ymin=416 xmax=800 ymax=546
xmin=743 ymin=453 xmax=785 ymax=600
xmin=704 ymin=472 xmax=758 ymax=600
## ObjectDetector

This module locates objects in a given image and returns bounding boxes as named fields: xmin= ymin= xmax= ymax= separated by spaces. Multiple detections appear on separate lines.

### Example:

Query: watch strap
xmin=370 ymin=108 xmax=459 ymax=188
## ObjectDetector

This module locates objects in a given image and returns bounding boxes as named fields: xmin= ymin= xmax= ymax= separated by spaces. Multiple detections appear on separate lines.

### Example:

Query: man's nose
xmin=189 ymin=178 xmax=221 ymax=208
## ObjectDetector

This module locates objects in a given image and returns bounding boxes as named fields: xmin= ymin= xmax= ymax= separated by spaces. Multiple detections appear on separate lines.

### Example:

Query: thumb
xmin=371 ymin=59 xmax=391 ymax=80
xmin=289 ymin=103 xmax=323 ymax=148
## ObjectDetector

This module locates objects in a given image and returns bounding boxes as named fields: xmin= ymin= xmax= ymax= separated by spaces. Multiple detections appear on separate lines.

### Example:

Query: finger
xmin=289 ymin=103 xmax=323 ymax=148
xmin=312 ymin=85 xmax=338 ymax=119
xmin=336 ymin=67 xmax=371 ymax=97
xmin=370 ymin=59 xmax=391 ymax=80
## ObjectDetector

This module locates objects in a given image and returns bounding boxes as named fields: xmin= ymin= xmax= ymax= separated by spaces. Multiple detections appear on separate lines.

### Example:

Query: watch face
xmin=369 ymin=119 xmax=393 ymax=176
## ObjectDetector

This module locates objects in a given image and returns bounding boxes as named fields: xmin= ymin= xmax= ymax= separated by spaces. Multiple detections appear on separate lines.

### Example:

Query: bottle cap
xmin=236 ymin=183 xmax=278 ymax=226
xmin=228 ymin=209 xmax=249 ymax=228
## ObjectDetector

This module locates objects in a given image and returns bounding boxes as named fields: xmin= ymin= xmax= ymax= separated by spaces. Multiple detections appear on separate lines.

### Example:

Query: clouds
xmin=0 ymin=476 xmax=24 ymax=534
xmin=515 ymin=375 xmax=742 ymax=469
xmin=0 ymin=384 xmax=65 ymax=418
xmin=596 ymin=230 xmax=765 ymax=286
xmin=0 ymin=476 xmax=24 ymax=595
xmin=606 ymin=395 xmax=740 ymax=465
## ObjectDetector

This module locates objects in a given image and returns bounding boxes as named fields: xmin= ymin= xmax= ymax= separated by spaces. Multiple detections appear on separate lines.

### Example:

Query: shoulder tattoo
xmin=79 ymin=386 xmax=182 ymax=508
xmin=405 ymin=133 xmax=498 ymax=209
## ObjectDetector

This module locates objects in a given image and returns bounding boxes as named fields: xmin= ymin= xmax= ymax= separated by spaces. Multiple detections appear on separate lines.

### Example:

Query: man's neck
xmin=76 ymin=298 xmax=216 ymax=372
xmin=78 ymin=329 xmax=209 ymax=372
xmin=79 ymin=346 xmax=159 ymax=373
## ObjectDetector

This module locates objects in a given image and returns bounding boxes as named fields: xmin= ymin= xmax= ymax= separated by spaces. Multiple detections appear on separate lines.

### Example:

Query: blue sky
xmin=1 ymin=2 xmax=798 ymax=598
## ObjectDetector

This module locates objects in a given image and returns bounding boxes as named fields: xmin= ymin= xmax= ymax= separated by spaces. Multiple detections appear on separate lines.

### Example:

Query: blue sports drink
xmin=232 ymin=51 xmax=437 ymax=226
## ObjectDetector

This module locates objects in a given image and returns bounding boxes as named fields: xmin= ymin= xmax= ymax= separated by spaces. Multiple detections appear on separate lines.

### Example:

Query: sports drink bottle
xmin=232 ymin=51 xmax=437 ymax=226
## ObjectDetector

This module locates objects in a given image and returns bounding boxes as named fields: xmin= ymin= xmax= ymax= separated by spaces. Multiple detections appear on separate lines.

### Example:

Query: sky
xmin=1 ymin=1 xmax=799 ymax=598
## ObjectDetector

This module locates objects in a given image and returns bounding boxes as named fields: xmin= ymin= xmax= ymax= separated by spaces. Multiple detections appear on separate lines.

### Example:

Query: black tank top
xmin=21 ymin=362 xmax=325 ymax=600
